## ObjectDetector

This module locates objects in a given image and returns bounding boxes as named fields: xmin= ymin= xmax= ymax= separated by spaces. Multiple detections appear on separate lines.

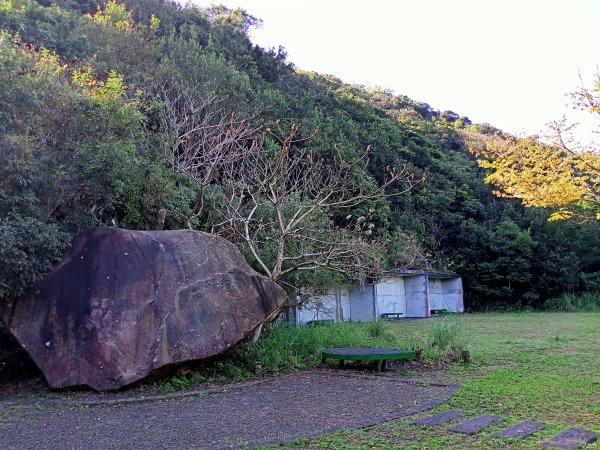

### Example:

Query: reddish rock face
xmin=3 ymin=228 xmax=287 ymax=391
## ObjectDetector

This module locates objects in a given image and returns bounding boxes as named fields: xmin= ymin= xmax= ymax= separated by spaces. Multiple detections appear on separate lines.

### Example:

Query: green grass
xmin=155 ymin=320 xmax=406 ymax=390
xmin=156 ymin=318 xmax=470 ymax=391
xmin=264 ymin=312 xmax=600 ymax=449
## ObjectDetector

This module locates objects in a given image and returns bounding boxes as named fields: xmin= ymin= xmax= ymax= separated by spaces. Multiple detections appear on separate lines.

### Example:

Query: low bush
xmin=365 ymin=319 xmax=386 ymax=338
xmin=426 ymin=319 xmax=470 ymax=362
xmin=236 ymin=321 xmax=399 ymax=375
xmin=542 ymin=292 xmax=600 ymax=312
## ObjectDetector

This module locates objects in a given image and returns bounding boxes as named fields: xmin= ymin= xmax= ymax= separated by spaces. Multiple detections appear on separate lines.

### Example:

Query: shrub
xmin=366 ymin=319 xmax=385 ymax=338
xmin=222 ymin=321 xmax=402 ymax=375
xmin=543 ymin=292 xmax=600 ymax=312
xmin=426 ymin=319 xmax=470 ymax=362
xmin=156 ymin=319 xmax=472 ymax=391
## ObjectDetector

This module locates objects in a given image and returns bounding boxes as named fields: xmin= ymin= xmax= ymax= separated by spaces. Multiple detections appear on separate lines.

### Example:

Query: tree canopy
xmin=468 ymin=76 xmax=600 ymax=221
xmin=1 ymin=0 xmax=599 ymax=309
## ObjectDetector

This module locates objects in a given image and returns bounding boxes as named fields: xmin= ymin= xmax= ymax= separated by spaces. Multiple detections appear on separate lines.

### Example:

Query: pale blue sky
xmin=186 ymin=0 xmax=599 ymax=142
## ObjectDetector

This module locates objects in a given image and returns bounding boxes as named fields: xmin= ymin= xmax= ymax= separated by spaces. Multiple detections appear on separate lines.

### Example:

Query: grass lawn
xmin=272 ymin=312 xmax=600 ymax=449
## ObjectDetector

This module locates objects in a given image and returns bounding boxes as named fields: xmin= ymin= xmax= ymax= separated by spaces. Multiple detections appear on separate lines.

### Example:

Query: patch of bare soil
xmin=544 ymin=348 xmax=580 ymax=355
xmin=472 ymin=362 xmax=519 ymax=376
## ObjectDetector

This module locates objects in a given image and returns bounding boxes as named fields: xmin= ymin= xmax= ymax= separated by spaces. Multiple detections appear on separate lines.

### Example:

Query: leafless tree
xmin=150 ymin=83 xmax=259 ymax=228
xmin=212 ymin=123 xmax=423 ymax=340
xmin=151 ymin=90 xmax=422 ymax=340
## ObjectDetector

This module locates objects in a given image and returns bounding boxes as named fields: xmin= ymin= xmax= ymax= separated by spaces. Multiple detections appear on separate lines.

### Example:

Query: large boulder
xmin=2 ymin=228 xmax=287 ymax=391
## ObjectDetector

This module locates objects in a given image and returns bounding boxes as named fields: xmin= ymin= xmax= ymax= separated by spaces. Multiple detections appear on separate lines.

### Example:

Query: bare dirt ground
xmin=0 ymin=368 xmax=458 ymax=450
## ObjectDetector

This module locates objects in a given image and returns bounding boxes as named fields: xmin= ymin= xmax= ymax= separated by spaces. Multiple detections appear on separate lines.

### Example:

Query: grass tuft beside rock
xmin=155 ymin=317 xmax=473 ymax=391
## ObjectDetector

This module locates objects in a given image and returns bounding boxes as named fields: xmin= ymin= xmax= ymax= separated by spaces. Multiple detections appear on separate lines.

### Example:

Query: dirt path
xmin=0 ymin=370 xmax=458 ymax=449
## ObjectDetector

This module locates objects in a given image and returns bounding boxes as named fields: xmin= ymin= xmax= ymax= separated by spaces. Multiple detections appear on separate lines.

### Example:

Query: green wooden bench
xmin=322 ymin=347 xmax=416 ymax=371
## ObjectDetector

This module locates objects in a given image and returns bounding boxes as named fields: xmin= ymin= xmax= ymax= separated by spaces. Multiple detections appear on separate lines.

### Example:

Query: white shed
xmin=292 ymin=269 xmax=464 ymax=324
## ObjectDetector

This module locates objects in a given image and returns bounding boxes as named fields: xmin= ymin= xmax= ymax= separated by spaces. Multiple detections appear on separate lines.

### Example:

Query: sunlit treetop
xmin=467 ymin=73 xmax=600 ymax=221
xmin=469 ymin=135 xmax=599 ymax=220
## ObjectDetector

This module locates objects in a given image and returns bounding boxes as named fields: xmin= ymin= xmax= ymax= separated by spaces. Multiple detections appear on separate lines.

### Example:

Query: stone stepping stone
xmin=542 ymin=428 xmax=597 ymax=450
xmin=494 ymin=420 xmax=546 ymax=438
xmin=448 ymin=415 xmax=503 ymax=435
xmin=415 ymin=410 xmax=466 ymax=426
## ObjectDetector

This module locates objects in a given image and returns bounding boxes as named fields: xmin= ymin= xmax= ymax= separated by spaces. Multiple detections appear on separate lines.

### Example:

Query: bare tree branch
xmin=151 ymin=102 xmax=423 ymax=339
xmin=146 ymin=83 xmax=259 ymax=228
xmin=214 ymin=123 xmax=423 ymax=285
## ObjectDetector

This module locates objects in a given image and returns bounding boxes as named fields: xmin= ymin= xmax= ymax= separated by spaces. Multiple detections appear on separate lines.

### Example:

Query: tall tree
xmin=467 ymin=75 xmax=600 ymax=221
xmin=149 ymin=83 xmax=258 ymax=229
xmin=210 ymin=123 xmax=420 ymax=339
xmin=216 ymin=125 xmax=419 ymax=280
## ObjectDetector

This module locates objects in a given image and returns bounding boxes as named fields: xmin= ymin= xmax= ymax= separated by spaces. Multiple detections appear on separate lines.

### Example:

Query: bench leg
xmin=338 ymin=359 xmax=345 ymax=368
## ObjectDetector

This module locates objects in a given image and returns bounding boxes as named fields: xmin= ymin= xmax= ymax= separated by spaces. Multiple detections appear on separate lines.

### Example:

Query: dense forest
xmin=1 ymin=0 xmax=599 ymax=311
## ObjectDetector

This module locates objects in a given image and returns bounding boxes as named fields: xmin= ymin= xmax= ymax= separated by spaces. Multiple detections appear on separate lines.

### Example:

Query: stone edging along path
xmin=4 ymin=370 xmax=458 ymax=408
xmin=6 ymin=377 xmax=276 ymax=408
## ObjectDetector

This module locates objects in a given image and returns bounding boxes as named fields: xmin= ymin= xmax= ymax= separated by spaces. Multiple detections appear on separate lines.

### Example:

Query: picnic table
xmin=322 ymin=347 xmax=416 ymax=371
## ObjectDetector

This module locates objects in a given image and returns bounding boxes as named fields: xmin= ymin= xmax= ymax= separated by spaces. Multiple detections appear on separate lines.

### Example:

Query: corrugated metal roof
xmin=384 ymin=268 xmax=459 ymax=279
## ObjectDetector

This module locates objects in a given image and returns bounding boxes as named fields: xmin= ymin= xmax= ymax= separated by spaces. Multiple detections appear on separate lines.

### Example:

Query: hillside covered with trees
xmin=1 ymin=0 xmax=599 ymax=310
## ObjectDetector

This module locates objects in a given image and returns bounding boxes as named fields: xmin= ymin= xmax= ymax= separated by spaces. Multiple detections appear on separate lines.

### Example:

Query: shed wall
xmin=440 ymin=277 xmax=464 ymax=312
xmin=293 ymin=273 xmax=463 ymax=324
xmin=429 ymin=278 xmax=445 ymax=311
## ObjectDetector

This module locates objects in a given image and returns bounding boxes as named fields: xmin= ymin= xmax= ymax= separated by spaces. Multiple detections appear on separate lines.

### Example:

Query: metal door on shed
xmin=349 ymin=285 xmax=375 ymax=321
xmin=374 ymin=277 xmax=406 ymax=316
xmin=429 ymin=278 xmax=446 ymax=310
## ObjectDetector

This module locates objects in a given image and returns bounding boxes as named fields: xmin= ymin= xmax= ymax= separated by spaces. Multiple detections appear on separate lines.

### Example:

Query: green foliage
xmin=426 ymin=319 xmax=470 ymax=362
xmin=90 ymin=0 xmax=132 ymax=29
xmin=475 ymin=219 xmax=537 ymax=302
xmin=0 ymin=25 xmax=150 ymax=298
xmin=543 ymin=292 xmax=600 ymax=312
xmin=0 ymin=216 xmax=68 ymax=297
xmin=121 ymin=160 xmax=187 ymax=230
xmin=223 ymin=321 xmax=402 ymax=376
xmin=580 ymin=272 xmax=600 ymax=292
xmin=0 ymin=0 xmax=598 ymax=310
